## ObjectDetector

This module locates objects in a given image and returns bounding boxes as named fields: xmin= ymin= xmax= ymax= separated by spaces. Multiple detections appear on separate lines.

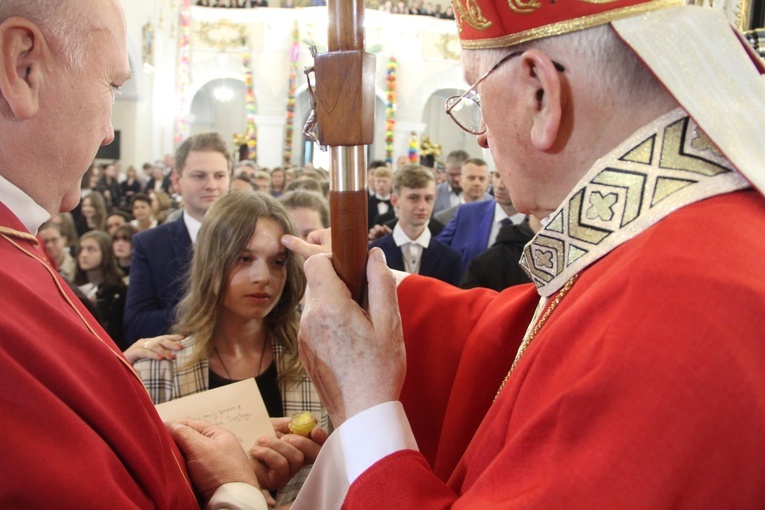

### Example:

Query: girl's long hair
xmin=175 ymin=191 xmax=306 ymax=384
xmin=73 ymin=230 xmax=124 ymax=287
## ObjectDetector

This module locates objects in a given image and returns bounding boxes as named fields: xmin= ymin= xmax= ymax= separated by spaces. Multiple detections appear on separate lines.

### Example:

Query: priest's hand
xmin=166 ymin=420 xmax=259 ymax=501
xmin=248 ymin=417 xmax=329 ymax=490
xmin=298 ymin=248 xmax=406 ymax=426
xmin=281 ymin=228 xmax=331 ymax=259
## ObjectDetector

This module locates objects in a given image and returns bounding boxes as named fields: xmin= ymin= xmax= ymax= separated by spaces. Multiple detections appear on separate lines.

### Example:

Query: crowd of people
xmin=38 ymin=139 xmax=338 ymax=354
xmin=197 ymin=0 xmax=272 ymax=8
xmin=42 ymin=140 xmax=525 ymax=356
xmin=196 ymin=0 xmax=455 ymax=16
xmin=3 ymin=0 xmax=765 ymax=508
xmin=378 ymin=0 xmax=455 ymax=18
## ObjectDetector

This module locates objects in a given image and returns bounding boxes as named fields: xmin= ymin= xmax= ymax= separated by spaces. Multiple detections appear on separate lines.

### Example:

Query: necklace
xmin=494 ymin=273 xmax=579 ymax=401
xmin=213 ymin=336 xmax=268 ymax=381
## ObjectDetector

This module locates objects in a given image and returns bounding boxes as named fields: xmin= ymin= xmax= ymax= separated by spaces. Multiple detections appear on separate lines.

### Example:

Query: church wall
xmin=117 ymin=4 xmax=488 ymax=171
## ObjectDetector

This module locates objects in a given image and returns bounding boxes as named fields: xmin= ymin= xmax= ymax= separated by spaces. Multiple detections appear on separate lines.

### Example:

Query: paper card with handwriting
xmin=155 ymin=378 xmax=275 ymax=451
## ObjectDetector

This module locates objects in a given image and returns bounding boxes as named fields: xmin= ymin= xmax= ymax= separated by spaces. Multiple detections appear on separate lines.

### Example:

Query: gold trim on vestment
xmin=0 ymin=227 xmax=197 ymax=496
xmin=0 ymin=225 xmax=38 ymax=243
xmin=519 ymin=108 xmax=750 ymax=297
xmin=459 ymin=0 xmax=684 ymax=49
xmin=495 ymin=273 xmax=580 ymax=400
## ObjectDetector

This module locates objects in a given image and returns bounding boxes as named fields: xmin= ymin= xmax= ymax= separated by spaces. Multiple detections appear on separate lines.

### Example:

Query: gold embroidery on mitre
xmin=507 ymin=0 xmax=541 ymax=14
xmin=521 ymin=108 xmax=750 ymax=297
xmin=460 ymin=0 xmax=683 ymax=50
xmin=454 ymin=0 xmax=493 ymax=32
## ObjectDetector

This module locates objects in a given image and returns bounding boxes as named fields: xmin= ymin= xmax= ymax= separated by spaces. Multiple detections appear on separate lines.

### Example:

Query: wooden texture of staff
xmin=312 ymin=0 xmax=376 ymax=303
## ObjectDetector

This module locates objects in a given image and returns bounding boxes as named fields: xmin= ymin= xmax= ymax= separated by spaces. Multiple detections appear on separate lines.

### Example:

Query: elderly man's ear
xmin=0 ymin=18 xmax=48 ymax=120
xmin=517 ymin=49 xmax=565 ymax=152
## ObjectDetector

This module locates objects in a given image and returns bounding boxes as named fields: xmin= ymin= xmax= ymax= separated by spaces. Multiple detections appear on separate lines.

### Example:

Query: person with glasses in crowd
xmin=433 ymin=149 xmax=468 ymax=214
xmin=181 ymin=1 xmax=765 ymax=508
xmin=39 ymin=222 xmax=77 ymax=281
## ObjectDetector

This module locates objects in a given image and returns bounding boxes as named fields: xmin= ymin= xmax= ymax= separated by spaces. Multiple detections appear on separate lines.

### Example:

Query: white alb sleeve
xmin=207 ymin=482 xmax=268 ymax=510
xmin=291 ymin=401 xmax=418 ymax=510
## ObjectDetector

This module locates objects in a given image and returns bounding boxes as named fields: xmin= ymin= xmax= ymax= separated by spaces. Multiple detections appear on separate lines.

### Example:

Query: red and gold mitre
xmin=453 ymin=0 xmax=684 ymax=49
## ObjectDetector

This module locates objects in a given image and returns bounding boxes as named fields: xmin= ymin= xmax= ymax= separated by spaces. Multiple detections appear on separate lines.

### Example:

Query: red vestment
xmin=0 ymin=203 xmax=198 ymax=508
xmin=345 ymin=190 xmax=765 ymax=508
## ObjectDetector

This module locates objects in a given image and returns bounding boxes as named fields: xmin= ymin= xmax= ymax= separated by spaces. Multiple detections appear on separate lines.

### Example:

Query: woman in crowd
xmin=149 ymin=190 xmax=172 ymax=225
xmin=134 ymin=191 xmax=327 ymax=506
xmin=51 ymin=212 xmax=79 ymax=257
xmin=112 ymin=223 xmax=138 ymax=282
xmin=120 ymin=165 xmax=143 ymax=208
xmin=74 ymin=231 xmax=127 ymax=350
xmin=130 ymin=193 xmax=156 ymax=231
xmin=39 ymin=222 xmax=77 ymax=281
xmin=79 ymin=190 xmax=108 ymax=234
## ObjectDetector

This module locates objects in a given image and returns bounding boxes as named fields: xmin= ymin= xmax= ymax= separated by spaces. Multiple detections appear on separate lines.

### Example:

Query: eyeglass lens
xmin=447 ymin=94 xmax=483 ymax=134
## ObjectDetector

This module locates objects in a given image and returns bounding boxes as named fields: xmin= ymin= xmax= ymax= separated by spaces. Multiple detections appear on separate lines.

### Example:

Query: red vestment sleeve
xmin=0 ymin=204 xmax=198 ymax=508
xmin=397 ymin=276 xmax=539 ymax=480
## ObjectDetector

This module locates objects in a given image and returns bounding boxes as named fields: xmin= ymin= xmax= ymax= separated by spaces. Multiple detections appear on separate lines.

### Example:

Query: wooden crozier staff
xmin=305 ymin=0 xmax=375 ymax=303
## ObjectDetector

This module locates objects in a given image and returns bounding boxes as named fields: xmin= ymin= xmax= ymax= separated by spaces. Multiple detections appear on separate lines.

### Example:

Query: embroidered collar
xmin=520 ymin=108 xmax=750 ymax=297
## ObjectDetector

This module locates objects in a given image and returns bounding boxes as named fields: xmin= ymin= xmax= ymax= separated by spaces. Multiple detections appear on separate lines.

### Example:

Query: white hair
xmin=0 ymin=0 xmax=92 ymax=69
xmin=463 ymin=24 xmax=666 ymax=106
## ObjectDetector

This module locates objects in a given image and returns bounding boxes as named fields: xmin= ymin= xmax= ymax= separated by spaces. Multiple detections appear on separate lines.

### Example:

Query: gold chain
xmin=494 ymin=273 xmax=580 ymax=401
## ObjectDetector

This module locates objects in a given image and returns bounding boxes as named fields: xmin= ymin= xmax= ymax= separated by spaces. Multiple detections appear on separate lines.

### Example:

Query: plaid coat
xmin=134 ymin=336 xmax=329 ymax=504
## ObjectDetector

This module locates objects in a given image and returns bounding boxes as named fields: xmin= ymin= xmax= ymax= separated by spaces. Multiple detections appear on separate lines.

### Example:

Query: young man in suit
xmin=124 ymin=132 xmax=231 ymax=342
xmin=370 ymin=165 xmax=461 ymax=285
xmin=367 ymin=166 xmax=394 ymax=228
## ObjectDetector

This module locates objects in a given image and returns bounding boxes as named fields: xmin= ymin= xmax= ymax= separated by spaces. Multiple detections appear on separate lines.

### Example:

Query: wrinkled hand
xmin=281 ymin=228 xmax=331 ymax=259
xmin=298 ymin=248 xmax=406 ymax=426
xmin=123 ymin=334 xmax=184 ymax=364
xmin=368 ymin=224 xmax=391 ymax=241
xmin=248 ymin=417 xmax=329 ymax=490
xmin=166 ymin=420 xmax=259 ymax=501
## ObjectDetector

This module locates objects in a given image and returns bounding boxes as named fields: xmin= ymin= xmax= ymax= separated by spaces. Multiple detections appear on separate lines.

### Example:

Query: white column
xmin=253 ymin=114 xmax=287 ymax=169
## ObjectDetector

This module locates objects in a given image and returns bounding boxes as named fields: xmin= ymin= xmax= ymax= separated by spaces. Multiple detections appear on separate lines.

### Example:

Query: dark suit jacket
xmin=368 ymin=195 xmax=392 ymax=229
xmin=436 ymin=199 xmax=496 ymax=275
xmin=370 ymin=233 xmax=462 ymax=285
xmin=459 ymin=219 xmax=534 ymax=292
xmin=124 ymin=214 xmax=192 ymax=342
xmin=373 ymin=209 xmax=396 ymax=227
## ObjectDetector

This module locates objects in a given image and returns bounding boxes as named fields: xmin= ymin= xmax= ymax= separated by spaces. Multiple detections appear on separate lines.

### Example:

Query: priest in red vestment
xmin=280 ymin=2 xmax=765 ymax=508
xmin=0 ymin=0 xmax=262 ymax=507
